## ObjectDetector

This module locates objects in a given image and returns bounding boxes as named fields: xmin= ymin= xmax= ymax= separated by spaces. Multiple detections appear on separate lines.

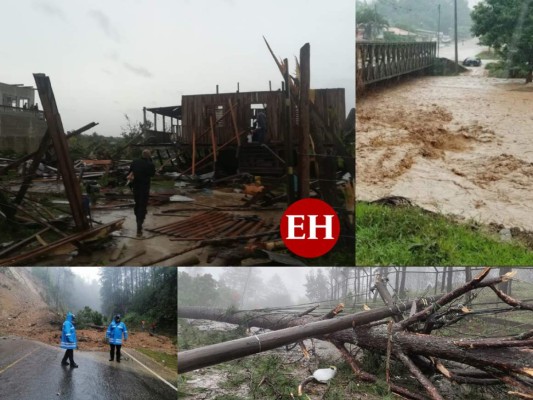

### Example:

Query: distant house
xmin=385 ymin=27 xmax=412 ymax=36
xmin=0 ymin=82 xmax=46 ymax=154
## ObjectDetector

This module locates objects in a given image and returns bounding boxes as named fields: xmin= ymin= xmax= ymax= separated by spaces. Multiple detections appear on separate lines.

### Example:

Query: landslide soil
xmin=0 ymin=267 xmax=175 ymax=354
xmin=356 ymin=70 xmax=533 ymax=231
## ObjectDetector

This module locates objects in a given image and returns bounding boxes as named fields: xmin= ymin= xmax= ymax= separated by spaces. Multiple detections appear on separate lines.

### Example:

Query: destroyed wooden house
xmin=141 ymin=87 xmax=347 ymax=177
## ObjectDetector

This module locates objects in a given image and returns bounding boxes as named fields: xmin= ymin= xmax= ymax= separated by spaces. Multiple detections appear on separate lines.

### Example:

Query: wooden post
xmin=228 ymin=99 xmax=240 ymax=146
xmin=192 ymin=128 xmax=196 ymax=176
xmin=153 ymin=112 xmax=157 ymax=131
xmin=298 ymin=43 xmax=310 ymax=199
xmin=209 ymin=116 xmax=217 ymax=165
xmin=33 ymin=74 xmax=88 ymax=230
xmin=284 ymin=58 xmax=295 ymax=204
xmin=14 ymin=129 xmax=51 ymax=206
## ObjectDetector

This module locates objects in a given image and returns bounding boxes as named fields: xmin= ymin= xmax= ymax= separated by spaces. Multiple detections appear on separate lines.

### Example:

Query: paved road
xmin=0 ymin=337 xmax=176 ymax=400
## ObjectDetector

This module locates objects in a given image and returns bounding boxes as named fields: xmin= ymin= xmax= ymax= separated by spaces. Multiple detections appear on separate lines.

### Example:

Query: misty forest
xmin=178 ymin=267 xmax=533 ymax=399
xmin=357 ymin=0 xmax=472 ymax=37
xmin=31 ymin=266 xmax=177 ymax=332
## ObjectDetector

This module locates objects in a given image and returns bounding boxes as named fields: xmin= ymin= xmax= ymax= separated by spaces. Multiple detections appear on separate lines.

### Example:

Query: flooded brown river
xmin=356 ymin=69 xmax=533 ymax=231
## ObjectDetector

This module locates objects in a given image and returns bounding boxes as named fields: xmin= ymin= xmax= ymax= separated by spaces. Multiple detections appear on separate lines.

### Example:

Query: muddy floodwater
xmin=356 ymin=70 xmax=533 ymax=231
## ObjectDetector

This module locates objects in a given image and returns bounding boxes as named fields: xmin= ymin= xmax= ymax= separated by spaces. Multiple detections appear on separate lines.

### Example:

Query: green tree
xmin=357 ymin=1 xmax=389 ymax=40
xmin=76 ymin=306 xmax=104 ymax=328
xmin=471 ymin=0 xmax=533 ymax=83
xmin=100 ymin=267 xmax=176 ymax=333
xmin=262 ymin=274 xmax=292 ymax=307
xmin=370 ymin=0 xmax=471 ymax=39
xmin=304 ymin=269 xmax=330 ymax=302
xmin=177 ymin=271 xmax=235 ymax=308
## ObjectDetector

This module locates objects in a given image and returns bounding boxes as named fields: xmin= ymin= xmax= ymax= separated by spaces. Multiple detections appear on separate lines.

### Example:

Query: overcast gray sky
xmin=1 ymin=0 xmax=354 ymax=136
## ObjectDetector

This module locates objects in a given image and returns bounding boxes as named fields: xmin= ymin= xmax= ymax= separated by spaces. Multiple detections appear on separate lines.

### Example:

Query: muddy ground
xmin=356 ymin=67 xmax=533 ymax=232
xmin=6 ymin=182 xmax=284 ymax=266
xmin=0 ymin=267 xmax=176 ymax=354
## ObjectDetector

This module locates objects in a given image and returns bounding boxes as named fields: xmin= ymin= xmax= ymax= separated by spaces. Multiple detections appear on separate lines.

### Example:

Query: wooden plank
xmin=228 ymin=98 xmax=240 ymax=146
xmin=191 ymin=128 xmax=196 ymax=176
xmin=298 ymin=43 xmax=310 ymax=199
xmin=0 ymin=219 xmax=124 ymax=266
xmin=209 ymin=116 xmax=217 ymax=163
xmin=33 ymin=74 xmax=88 ymax=230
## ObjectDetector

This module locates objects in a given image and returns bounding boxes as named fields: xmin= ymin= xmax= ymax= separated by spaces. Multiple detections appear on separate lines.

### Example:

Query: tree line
xmin=30 ymin=267 xmax=177 ymax=334
xmin=100 ymin=267 xmax=177 ymax=333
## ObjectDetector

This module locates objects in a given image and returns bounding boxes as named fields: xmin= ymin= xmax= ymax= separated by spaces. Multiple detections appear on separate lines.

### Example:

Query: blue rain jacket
xmin=106 ymin=321 xmax=128 ymax=345
xmin=60 ymin=312 xmax=77 ymax=349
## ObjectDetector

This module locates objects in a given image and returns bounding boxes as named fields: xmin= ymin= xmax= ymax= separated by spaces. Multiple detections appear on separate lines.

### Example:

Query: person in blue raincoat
xmin=106 ymin=314 xmax=128 ymax=363
xmin=60 ymin=312 xmax=78 ymax=368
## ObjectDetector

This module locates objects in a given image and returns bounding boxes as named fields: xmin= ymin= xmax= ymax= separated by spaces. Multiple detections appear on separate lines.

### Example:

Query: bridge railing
xmin=356 ymin=41 xmax=437 ymax=87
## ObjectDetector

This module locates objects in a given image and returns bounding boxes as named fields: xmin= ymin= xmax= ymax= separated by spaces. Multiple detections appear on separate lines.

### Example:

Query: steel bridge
xmin=356 ymin=42 xmax=437 ymax=88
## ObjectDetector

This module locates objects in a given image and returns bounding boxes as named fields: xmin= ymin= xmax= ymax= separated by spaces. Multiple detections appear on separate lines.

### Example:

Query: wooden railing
xmin=356 ymin=41 xmax=437 ymax=87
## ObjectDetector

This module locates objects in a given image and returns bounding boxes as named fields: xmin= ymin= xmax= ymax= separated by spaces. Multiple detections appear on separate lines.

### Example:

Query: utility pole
xmin=437 ymin=4 xmax=441 ymax=58
xmin=454 ymin=0 xmax=458 ymax=73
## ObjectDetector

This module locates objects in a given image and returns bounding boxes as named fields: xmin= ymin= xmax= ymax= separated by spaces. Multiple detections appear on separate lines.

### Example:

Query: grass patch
xmin=137 ymin=348 xmax=177 ymax=371
xmin=485 ymin=61 xmax=529 ymax=79
xmin=221 ymin=355 xmax=299 ymax=398
xmin=356 ymin=202 xmax=533 ymax=265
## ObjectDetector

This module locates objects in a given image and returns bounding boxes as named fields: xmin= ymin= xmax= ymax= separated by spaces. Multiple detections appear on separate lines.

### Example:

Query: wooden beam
xmin=298 ymin=43 xmax=311 ymax=199
xmin=191 ymin=128 xmax=196 ymax=176
xmin=33 ymin=74 xmax=88 ymax=230
xmin=0 ymin=219 xmax=124 ymax=266
xmin=13 ymin=129 xmax=51 ymax=206
xmin=228 ymin=98 xmax=240 ymax=146
xmin=209 ymin=116 xmax=217 ymax=163
xmin=283 ymin=58 xmax=296 ymax=204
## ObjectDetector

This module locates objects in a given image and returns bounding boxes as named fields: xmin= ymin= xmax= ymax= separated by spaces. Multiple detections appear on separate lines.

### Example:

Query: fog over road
xmin=0 ymin=337 xmax=176 ymax=400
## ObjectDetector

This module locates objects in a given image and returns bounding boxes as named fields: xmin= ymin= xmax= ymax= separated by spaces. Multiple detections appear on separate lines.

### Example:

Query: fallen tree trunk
xmin=178 ymin=268 xmax=533 ymax=398
xmin=178 ymin=296 xmax=438 ymax=373
xmin=354 ymin=325 xmax=533 ymax=379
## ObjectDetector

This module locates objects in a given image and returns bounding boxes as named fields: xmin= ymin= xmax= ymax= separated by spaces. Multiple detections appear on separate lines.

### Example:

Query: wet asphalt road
xmin=0 ymin=337 xmax=176 ymax=400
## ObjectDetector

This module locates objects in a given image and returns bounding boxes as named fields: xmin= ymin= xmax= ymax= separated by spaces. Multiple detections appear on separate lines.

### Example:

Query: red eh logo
xmin=280 ymin=198 xmax=340 ymax=258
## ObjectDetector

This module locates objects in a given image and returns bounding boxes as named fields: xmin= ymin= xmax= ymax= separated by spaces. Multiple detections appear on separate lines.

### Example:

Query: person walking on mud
xmin=106 ymin=314 xmax=128 ymax=363
xmin=60 ymin=312 xmax=78 ymax=368
xmin=127 ymin=149 xmax=155 ymax=236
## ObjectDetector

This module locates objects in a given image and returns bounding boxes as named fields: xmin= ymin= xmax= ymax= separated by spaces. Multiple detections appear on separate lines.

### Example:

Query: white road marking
xmin=122 ymin=349 xmax=177 ymax=392
xmin=0 ymin=348 xmax=39 ymax=375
